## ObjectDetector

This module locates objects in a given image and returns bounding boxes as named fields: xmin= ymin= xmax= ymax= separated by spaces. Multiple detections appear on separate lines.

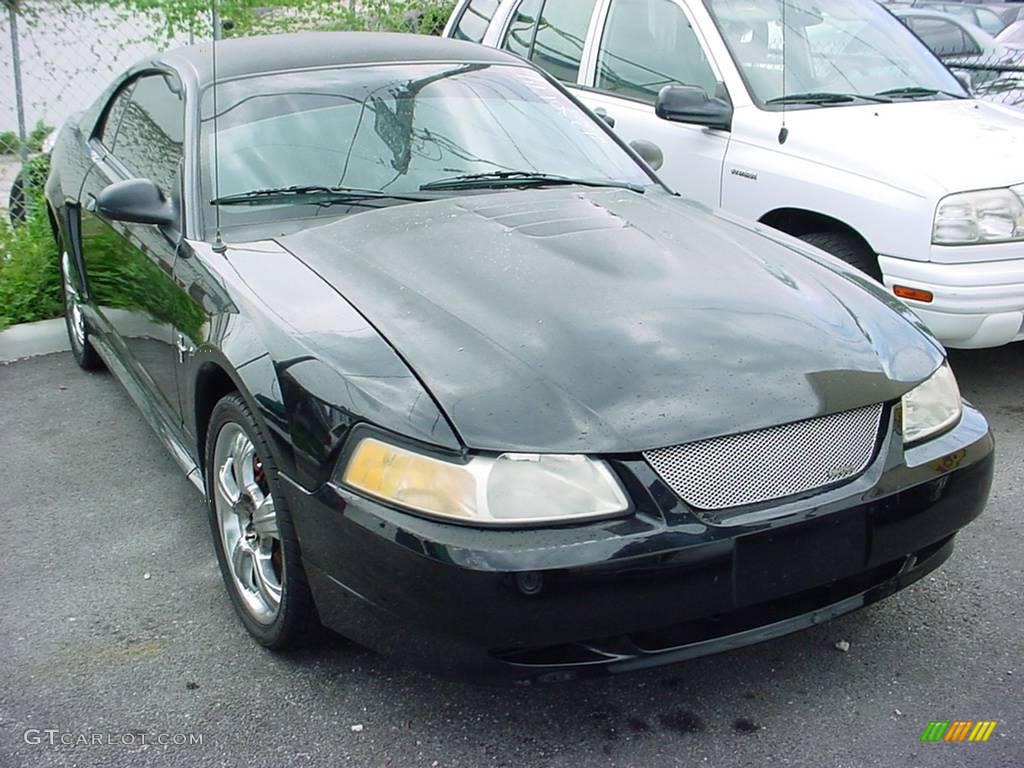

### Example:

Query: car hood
xmin=743 ymin=99 xmax=1024 ymax=197
xmin=278 ymin=187 xmax=943 ymax=453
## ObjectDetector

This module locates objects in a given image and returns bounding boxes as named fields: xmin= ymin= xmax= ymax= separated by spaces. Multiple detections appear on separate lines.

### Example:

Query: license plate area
xmin=735 ymin=512 xmax=867 ymax=607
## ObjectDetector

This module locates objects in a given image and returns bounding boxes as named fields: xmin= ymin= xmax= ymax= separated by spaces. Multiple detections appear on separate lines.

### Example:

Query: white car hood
xmin=767 ymin=99 xmax=1024 ymax=198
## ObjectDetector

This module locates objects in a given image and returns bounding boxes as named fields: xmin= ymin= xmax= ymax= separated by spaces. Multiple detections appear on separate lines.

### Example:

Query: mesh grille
xmin=643 ymin=404 xmax=885 ymax=510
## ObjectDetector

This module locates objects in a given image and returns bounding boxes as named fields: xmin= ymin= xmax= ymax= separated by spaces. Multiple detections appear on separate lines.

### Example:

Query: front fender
xmin=182 ymin=239 xmax=462 ymax=492
xmin=723 ymin=127 xmax=934 ymax=263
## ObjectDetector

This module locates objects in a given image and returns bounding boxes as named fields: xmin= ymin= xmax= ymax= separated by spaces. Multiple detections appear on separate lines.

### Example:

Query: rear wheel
xmin=59 ymin=244 xmax=103 ymax=370
xmin=206 ymin=392 xmax=315 ymax=648
xmin=797 ymin=231 xmax=882 ymax=282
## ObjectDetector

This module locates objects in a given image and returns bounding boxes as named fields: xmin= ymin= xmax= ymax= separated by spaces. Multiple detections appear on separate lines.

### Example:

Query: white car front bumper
xmin=879 ymin=254 xmax=1024 ymax=349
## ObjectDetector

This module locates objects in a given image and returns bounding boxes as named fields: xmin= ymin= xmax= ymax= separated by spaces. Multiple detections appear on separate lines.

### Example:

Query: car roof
xmin=157 ymin=31 xmax=519 ymax=86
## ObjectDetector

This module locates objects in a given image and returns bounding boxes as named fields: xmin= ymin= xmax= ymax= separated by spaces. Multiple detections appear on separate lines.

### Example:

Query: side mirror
xmin=629 ymin=139 xmax=664 ymax=171
xmin=655 ymin=85 xmax=732 ymax=131
xmin=96 ymin=178 xmax=178 ymax=227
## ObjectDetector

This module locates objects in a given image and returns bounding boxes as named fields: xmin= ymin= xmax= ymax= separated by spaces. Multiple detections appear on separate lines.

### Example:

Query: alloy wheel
xmin=213 ymin=422 xmax=283 ymax=624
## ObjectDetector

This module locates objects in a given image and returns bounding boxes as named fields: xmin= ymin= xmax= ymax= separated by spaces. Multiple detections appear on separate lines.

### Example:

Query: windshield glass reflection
xmin=199 ymin=62 xmax=651 ymax=232
xmin=706 ymin=0 xmax=967 ymax=104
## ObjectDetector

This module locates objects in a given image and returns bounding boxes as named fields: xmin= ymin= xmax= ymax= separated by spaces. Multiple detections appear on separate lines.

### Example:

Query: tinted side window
xmin=596 ymin=0 xmax=717 ymax=104
xmin=907 ymin=18 xmax=972 ymax=57
xmin=452 ymin=0 xmax=500 ymax=42
xmin=97 ymin=83 xmax=135 ymax=150
xmin=531 ymin=0 xmax=598 ymax=82
xmin=113 ymin=73 xmax=185 ymax=194
xmin=502 ymin=0 xmax=598 ymax=82
xmin=504 ymin=0 xmax=544 ymax=60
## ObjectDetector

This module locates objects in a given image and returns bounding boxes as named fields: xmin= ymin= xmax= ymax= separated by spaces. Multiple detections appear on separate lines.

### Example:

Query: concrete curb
xmin=0 ymin=317 xmax=70 ymax=363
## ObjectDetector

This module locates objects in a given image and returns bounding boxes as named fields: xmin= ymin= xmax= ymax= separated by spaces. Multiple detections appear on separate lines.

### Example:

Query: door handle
xmin=594 ymin=108 xmax=616 ymax=129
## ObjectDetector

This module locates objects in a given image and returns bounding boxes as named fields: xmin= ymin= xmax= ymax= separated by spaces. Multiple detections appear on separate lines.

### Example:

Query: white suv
xmin=445 ymin=0 xmax=1024 ymax=348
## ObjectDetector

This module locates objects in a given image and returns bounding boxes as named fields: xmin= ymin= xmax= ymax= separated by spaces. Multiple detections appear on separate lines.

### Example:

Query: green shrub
xmin=0 ymin=130 xmax=19 ymax=154
xmin=27 ymin=120 xmax=54 ymax=153
xmin=0 ymin=154 xmax=63 ymax=330
xmin=0 ymin=209 xmax=63 ymax=331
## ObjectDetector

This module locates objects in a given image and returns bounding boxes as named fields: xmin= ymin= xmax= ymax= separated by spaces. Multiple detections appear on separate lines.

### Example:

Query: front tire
xmin=798 ymin=231 xmax=882 ymax=282
xmin=206 ymin=392 xmax=315 ymax=648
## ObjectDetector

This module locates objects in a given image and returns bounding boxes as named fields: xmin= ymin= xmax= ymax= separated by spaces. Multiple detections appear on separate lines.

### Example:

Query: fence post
xmin=5 ymin=0 xmax=28 ymax=164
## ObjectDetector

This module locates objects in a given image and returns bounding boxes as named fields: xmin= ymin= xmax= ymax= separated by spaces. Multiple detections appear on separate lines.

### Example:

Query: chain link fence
xmin=946 ymin=53 xmax=1024 ymax=111
xmin=1 ymin=1 xmax=204 ymax=205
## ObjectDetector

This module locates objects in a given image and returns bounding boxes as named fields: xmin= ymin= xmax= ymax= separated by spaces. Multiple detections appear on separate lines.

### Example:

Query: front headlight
xmin=339 ymin=436 xmax=630 ymax=525
xmin=933 ymin=186 xmax=1024 ymax=245
xmin=900 ymin=363 xmax=962 ymax=445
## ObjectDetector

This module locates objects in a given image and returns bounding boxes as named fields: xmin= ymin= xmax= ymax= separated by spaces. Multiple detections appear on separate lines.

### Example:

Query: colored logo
xmin=921 ymin=721 xmax=997 ymax=742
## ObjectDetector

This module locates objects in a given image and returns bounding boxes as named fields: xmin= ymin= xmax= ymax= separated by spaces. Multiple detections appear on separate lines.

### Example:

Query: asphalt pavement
xmin=0 ymin=346 xmax=1021 ymax=768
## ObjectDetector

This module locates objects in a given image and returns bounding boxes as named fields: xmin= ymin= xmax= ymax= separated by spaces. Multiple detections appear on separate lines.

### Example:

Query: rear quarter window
xmin=452 ymin=0 xmax=501 ymax=42
xmin=501 ymin=0 xmax=599 ymax=83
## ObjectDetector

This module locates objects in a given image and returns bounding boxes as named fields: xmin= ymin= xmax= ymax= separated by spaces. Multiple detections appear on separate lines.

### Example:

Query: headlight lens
xmin=901 ymin=363 xmax=962 ymax=445
xmin=339 ymin=437 xmax=630 ymax=525
xmin=933 ymin=186 xmax=1024 ymax=245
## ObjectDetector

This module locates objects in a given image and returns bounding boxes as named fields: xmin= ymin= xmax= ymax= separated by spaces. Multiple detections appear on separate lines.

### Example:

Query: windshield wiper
xmin=874 ymin=86 xmax=965 ymax=100
xmin=209 ymin=185 xmax=433 ymax=206
xmin=419 ymin=171 xmax=645 ymax=193
xmin=766 ymin=92 xmax=891 ymax=105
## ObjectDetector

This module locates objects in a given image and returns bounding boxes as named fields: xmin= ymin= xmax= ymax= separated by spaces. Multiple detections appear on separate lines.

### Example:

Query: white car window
xmin=595 ymin=0 xmax=718 ymax=104
xmin=502 ymin=0 xmax=598 ymax=83
xmin=451 ymin=0 xmax=501 ymax=42
xmin=907 ymin=17 xmax=979 ymax=57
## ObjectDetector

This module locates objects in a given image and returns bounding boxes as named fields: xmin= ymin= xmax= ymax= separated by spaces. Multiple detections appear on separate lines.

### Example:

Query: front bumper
xmin=282 ymin=404 xmax=993 ymax=683
xmin=880 ymin=253 xmax=1024 ymax=348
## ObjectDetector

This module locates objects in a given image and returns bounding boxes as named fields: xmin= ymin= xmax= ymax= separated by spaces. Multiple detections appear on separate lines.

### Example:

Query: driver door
xmin=78 ymin=71 xmax=187 ymax=425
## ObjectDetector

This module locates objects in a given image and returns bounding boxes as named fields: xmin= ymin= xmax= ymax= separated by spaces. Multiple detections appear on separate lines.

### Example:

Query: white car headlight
xmin=933 ymin=186 xmax=1024 ymax=245
xmin=901 ymin=363 xmax=962 ymax=445
xmin=339 ymin=436 xmax=630 ymax=525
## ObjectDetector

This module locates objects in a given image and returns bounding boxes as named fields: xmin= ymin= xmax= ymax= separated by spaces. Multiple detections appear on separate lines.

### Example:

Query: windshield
xmin=199 ymin=63 xmax=651 ymax=232
xmin=705 ymin=0 xmax=968 ymax=105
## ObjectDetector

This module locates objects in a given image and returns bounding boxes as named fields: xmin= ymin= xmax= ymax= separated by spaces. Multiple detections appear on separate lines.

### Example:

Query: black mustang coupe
xmin=45 ymin=32 xmax=993 ymax=682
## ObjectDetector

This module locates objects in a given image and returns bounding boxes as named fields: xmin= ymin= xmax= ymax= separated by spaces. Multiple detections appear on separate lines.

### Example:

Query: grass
xmin=0 ymin=156 xmax=63 ymax=331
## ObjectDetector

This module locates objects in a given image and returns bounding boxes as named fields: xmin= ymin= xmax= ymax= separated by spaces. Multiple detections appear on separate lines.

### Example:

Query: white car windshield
xmin=705 ymin=0 xmax=968 ymax=104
